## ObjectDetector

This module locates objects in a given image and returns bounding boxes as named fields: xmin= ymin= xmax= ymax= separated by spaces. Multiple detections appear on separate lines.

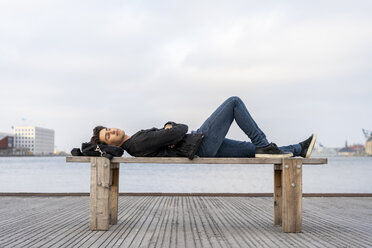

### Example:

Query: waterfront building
xmin=338 ymin=141 xmax=355 ymax=157
xmin=362 ymin=129 xmax=372 ymax=156
xmin=366 ymin=137 xmax=372 ymax=156
xmin=349 ymin=144 xmax=366 ymax=156
xmin=14 ymin=126 xmax=54 ymax=155
xmin=0 ymin=132 xmax=14 ymax=155
xmin=337 ymin=141 xmax=367 ymax=156
xmin=0 ymin=132 xmax=14 ymax=148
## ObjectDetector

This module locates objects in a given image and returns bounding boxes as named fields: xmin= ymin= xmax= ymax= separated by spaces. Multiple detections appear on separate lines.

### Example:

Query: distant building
xmin=366 ymin=137 xmax=372 ymax=156
xmin=349 ymin=144 xmax=365 ymax=155
xmin=14 ymin=126 xmax=54 ymax=155
xmin=0 ymin=132 xmax=14 ymax=155
xmin=0 ymin=132 xmax=14 ymax=148
xmin=313 ymin=143 xmax=339 ymax=156
xmin=338 ymin=141 xmax=355 ymax=156
xmin=337 ymin=141 xmax=367 ymax=156
xmin=362 ymin=129 xmax=372 ymax=156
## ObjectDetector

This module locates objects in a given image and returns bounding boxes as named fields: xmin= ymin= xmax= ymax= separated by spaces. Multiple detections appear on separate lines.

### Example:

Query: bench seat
xmin=66 ymin=156 xmax=327 ymax=233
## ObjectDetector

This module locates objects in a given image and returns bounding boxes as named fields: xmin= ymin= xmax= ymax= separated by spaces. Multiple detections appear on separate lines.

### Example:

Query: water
xmin=0 ymin=156 xmax=371 ymax=193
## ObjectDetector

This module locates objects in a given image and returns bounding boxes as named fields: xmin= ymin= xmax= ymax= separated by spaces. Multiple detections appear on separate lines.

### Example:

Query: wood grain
xmin=109 ymin=165 xmax=119 ymax=225
xmin=274 ymin=164 xmax=282 ymax=226
xmin=1 ymin=196 xmax=372 ymax=247
xmin=89 ymin=157 xmax=111 ymax=230
xmin=89 ymin=157 xmax=97 ymax=230
xmin=281 ymin=158 xmax=302 ymax=233
xmin=66 ymin=156 xmax=327 ymax=165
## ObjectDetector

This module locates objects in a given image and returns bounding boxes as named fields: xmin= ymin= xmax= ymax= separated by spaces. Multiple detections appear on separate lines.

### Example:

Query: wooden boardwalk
xmin=0 ymin=196 xmax=371 ymax=247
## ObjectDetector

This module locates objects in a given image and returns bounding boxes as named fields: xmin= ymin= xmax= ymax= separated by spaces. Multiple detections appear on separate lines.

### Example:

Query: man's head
xmin=90 ymin=126 xmax=126 ymax=146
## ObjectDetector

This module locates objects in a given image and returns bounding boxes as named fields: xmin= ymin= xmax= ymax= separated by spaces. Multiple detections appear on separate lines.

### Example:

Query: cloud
xmin=0 ymin=0 xmax=371 ymax=151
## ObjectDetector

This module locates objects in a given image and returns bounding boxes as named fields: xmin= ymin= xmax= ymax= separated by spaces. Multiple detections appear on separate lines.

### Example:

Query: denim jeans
xmin=193 ymin=96 xmax=302 ymax=157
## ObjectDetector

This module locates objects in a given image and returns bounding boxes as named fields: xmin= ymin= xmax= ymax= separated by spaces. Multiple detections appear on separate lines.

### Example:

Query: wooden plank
xmin=281 ymin=158 xmax=302 ymax=233
xmin=108 ymin=167 xmax=113 ymax=224
xmin=66 ymin=156 xmax=327 ymax=165
xmin=109 ymin=165 xmax=119 ymax=225
xmin=273 ymin=164 xmax=282 ymax=226
xmin=90 ymin=157 xmax=111 ymax=230
xmin=67 ymin=156 xmax=91 ymax=162
xmin=89 ymin=157 xmax=98 ymax=230
xmin=2 ymin=197 xmax=372 ymax=247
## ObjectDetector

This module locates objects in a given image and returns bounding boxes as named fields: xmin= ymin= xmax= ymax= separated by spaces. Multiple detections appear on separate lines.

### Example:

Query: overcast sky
xmin=1 ymin=0 xmax=371 ymax=152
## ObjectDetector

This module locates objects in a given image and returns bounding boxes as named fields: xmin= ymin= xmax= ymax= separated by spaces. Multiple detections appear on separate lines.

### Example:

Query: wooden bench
xmin=66 ymin=156 xmax=327 ymax=233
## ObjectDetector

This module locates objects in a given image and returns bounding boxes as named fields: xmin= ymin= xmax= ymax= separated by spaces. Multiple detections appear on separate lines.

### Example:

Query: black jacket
xmin=121 ymin=122 xmax=204 ymax=159
xmin=71 ymin=143 xmax=124 ymax=160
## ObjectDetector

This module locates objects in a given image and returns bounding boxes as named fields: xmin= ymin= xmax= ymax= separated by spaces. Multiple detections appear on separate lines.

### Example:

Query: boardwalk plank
xmin=0 ymin=196 xmax=371 ymax=248
xmin=200 ymin=197 xmax=242 ymax=248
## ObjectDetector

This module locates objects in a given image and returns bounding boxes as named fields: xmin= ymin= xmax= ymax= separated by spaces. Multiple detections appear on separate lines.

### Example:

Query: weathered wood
xmin=110 ymin=165 xmax=119 ymax=225
xmin=66 ymin=156 xmax=326 ymax=232
xmin=89 ymin=157 xmax=98 ymax=230
xmin=109 ymin=166 xmax=113 ymax=224
xmin=274 ymin=164 xmax=282 ymax=226
xmin=66 ymin=156 xmax=327 ymax=165
xmin=281 ymin=158 xmax=302 ymax=233
xmin=274 ymin=164 xmax=282 ymax=170
xmin=1 ymin=196 xmax=372 ymax=247
xmin=89 ymin=157 xmax=111 ymax=230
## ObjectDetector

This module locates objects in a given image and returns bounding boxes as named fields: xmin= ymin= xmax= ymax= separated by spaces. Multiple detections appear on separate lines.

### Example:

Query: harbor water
xmin=0 ymin=156 xmax=371 ymax=193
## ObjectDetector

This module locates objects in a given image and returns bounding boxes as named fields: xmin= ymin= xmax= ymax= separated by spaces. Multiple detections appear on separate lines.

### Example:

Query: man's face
xmin=99 ymin=128 xmax=125 ymax=146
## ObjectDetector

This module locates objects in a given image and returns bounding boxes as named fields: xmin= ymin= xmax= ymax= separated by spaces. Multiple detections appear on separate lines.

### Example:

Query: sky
xmin=1 ymin=0 xmax=371 ymax=152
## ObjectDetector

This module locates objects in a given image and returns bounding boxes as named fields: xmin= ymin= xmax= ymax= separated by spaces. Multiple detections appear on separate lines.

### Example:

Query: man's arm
xmin=164 ymin=124 xmax=173 ymax=129
xmin=164 ymin=121 xmax=177 ymax=129
xmin=164 ymin=122 xmax=175 ymax=147
xmin=138 ymin=122 xmax=188 ymax=150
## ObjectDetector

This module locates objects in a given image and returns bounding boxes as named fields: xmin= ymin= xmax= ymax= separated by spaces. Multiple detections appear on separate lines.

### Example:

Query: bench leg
xmin=89 ymin=157 xmax=111 ymax=231
xmin=281 ymin=158 xmax=302 ymax=233
xmin=273 ymin=164 xmax=282 ymax=226
xmin=110 ymin=164 xmax=119 ymax=225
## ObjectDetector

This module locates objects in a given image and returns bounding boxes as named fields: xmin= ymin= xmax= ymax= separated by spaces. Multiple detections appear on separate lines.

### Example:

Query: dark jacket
xmin=71 ymin=143 xmax=124 ymax=160
xmin=121 ymin=121 xmax=204 ymax=159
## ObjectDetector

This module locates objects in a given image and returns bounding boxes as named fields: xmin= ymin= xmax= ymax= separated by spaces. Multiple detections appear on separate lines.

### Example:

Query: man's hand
xmin=164 ymin=124 xmax=173 ymax=129
xmin=164 ymin=123 xmax=175 ymax=148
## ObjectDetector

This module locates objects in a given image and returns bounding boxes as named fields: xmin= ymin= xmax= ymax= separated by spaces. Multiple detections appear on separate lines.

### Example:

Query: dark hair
xmin=90 ymin=126 xmax=107 ymax=144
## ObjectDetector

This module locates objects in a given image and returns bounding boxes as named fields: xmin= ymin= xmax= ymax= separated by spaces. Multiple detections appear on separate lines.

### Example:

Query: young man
xmin=90 ymin=96 xmax=316 ymax=159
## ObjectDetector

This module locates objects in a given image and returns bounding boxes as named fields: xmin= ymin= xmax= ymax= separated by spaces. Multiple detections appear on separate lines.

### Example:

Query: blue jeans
xmin=193 ymin=96 xmax=302 ymax=157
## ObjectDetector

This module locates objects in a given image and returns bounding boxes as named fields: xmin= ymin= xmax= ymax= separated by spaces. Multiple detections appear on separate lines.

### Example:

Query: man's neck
xmin=120 ymin=134 xmax=131 ymax=146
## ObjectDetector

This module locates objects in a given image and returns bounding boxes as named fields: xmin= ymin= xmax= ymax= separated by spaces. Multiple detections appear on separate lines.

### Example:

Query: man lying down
xmin=89 ymin=96 xmax=316 ymax=160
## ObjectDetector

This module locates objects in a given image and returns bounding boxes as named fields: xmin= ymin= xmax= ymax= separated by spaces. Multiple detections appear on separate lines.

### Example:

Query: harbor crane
xmin=362 ymin=129 xmax=372 ymax=139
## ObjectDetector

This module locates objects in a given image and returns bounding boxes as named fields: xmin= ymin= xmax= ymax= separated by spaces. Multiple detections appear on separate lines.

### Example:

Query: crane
xmin=362 ymin=129 xmax=372 ymax=139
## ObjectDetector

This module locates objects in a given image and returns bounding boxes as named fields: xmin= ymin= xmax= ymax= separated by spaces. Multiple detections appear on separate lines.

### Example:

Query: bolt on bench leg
xmin=273 ymin=164 xmax=282 ymax=226
xmin=90 ymin=157 xmax=111 ymax=231
xmin=109 ymin=164 xmax=119 ymax=225
xmin=281 ymin=158 xmax=302 ymax=233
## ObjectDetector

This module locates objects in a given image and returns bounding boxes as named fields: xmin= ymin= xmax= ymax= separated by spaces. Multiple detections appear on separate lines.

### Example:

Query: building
xmin=0 ymin=132 xmax=14 ymax=155
xmin=366 ymin=137 xmax=372 ymax=156
xmin=14 ymin=126 xmax=54 ymax=155
xmin=349 ymin=144 xmax=366 ymax=156
xmin=362 ymin=129 xmax=372 ymax=156
xmin=338 ymin=141 xmax=355 ymax=156
xmin=337 ymin=141 xmax=367 ymax=156
xmin=0 ymin=132 xmax=13 ymax=149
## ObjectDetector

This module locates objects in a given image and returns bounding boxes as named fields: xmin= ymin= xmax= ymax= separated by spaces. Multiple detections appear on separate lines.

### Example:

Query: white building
xmin=14 ymin=126 xmax=55 ymax=155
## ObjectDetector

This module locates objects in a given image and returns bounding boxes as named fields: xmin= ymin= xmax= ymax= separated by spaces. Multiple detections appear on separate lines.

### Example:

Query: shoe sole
xmin=255 ymin=153 xmax=293 ymax=158
xmin=305 ymin=134 xmax=317 ymax=158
